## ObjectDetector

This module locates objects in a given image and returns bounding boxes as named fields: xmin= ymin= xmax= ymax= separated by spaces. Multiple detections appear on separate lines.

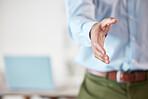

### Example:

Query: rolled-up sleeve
xmin=66 ymin=0 xmax=97 ymax=47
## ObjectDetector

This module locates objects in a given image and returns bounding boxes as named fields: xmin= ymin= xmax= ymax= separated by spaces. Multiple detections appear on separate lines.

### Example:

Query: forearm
xmin=66 ymin=0 xmax=97 ymax=47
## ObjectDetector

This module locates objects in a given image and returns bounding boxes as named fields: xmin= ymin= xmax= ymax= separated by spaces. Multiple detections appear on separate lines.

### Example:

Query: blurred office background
xmin=0 ymin=0 xmax=85 ymax=99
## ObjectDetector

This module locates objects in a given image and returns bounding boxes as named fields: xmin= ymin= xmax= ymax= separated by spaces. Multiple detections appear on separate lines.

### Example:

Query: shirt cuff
xmin=82 ymin=21 xmax=97 ymax=47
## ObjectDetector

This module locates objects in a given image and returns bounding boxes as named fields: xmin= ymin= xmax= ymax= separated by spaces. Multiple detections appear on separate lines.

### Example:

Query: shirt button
xmin=129 ymin=15 xmax=134 ymax=20
xmin=132 ymin=59 xmax=136 ymax=63
xmin=131 ymin=36 xmax=135 ymax=41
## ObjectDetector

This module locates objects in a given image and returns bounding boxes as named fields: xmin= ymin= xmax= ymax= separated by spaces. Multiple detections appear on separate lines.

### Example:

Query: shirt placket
xmin=127 ymin=0 xmax=137 ymax=68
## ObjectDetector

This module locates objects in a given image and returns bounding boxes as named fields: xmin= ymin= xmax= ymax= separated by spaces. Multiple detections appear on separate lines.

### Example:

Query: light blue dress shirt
xmin=66 ymin=0 xmax=148 ymax=72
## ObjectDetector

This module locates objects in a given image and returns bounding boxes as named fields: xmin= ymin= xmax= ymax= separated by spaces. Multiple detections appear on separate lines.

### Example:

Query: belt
xmin=87 ymin=69 xmax=147 ymax=83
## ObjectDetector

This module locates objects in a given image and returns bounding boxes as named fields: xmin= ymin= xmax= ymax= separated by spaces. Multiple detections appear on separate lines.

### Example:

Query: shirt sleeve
xmin=66 ymin=0 xmax=97 ymax=47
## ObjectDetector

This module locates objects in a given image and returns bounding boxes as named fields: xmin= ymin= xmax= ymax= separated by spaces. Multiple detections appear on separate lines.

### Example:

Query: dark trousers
xmin=78 ymin=71 xmax=148 ymax=99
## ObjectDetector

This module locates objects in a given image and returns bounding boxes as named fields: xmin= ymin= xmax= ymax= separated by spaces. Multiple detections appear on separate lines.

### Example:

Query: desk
xmin=0 ymin=77 xmax=79 ymax=99
xmin=0 ymin=88 xmax=79 ymax=99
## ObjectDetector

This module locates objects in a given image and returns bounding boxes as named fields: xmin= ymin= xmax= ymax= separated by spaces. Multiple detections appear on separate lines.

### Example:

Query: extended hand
xmin=90 ymin=17 xmax=118 ymax=64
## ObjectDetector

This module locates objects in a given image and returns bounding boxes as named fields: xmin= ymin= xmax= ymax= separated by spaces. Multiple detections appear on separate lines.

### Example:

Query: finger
xmin=94 ymin=43 xmax=106 ymax=55
xmin=94 ymin=50 xmax=109 ymax=61
xmin=97 ymin=34 xmax=106 ymax=47
xmin=94 ymin=50 xmax=110 ymax=64
xmin=94 ymin=42 xmax=110 ymax=63
xmin=104 ymin=17 xmax=118 ymax=25
xmin=93 ymin=33 xmax=106 ymax=54
xmin=101 ymin=17 xmax=118 ymax=29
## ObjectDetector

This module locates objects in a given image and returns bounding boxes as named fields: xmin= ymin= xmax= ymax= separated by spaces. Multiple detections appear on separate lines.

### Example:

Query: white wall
xmin=0 ymin=0 xmax=84 ymax=88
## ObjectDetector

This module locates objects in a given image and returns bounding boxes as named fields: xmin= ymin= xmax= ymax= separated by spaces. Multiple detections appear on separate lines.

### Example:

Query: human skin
xmin=90 ymin=17 xmax=118 ymax=64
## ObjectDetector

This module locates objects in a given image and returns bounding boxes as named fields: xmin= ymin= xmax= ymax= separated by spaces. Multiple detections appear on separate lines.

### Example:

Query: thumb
xmin=101 ymin=17 xmax=118 ymax=29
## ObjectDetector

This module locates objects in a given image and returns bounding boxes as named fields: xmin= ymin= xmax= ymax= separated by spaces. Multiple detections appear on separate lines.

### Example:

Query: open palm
xmin=90 ymin=17 xmax=118 ymax=64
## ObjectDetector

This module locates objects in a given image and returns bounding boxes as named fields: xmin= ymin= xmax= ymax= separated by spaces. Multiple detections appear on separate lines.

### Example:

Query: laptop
xmin=4 ymin=56 xmax=54 ymax=91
